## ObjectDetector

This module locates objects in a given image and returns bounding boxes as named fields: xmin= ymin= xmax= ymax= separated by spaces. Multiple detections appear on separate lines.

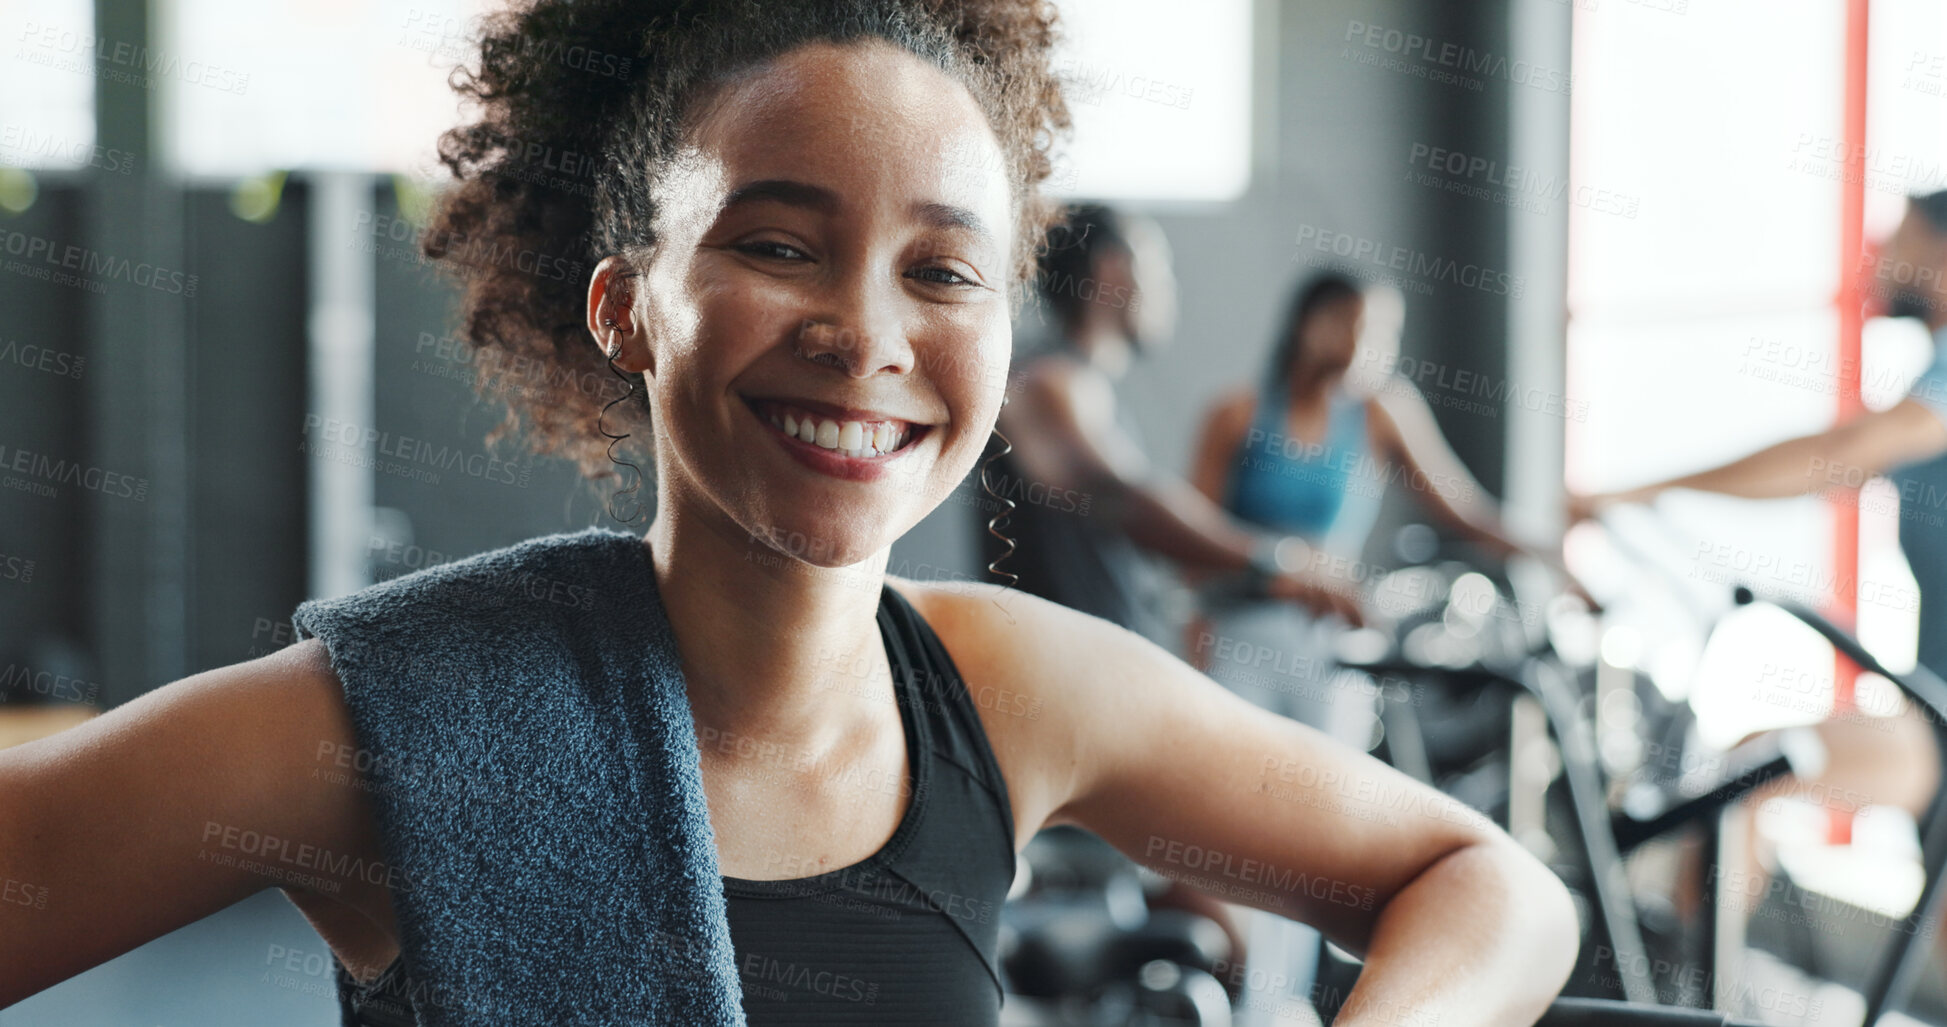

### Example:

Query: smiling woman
xmin=0 ymin=2 xmax=1579 ymax=1026
xmin=590 ymin=35 xmax=1023 ymax=537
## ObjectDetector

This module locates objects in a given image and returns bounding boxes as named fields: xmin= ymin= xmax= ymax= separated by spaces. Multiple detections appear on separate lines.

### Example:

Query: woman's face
xmin=618 ymin=40 xmax=1016 ymax=569
xmin=1295 ymin=293 xmax=1366 ymax=378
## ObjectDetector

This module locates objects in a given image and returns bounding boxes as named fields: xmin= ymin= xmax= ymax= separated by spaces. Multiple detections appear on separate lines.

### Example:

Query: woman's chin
xmin=735 ymin=511 xmax=908 ymax=575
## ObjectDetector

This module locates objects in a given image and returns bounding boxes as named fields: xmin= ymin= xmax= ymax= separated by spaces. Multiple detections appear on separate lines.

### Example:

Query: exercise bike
xmin=1328 ymin=513 xmax=1947 ymax=1024
xmin=994 ymin=527 xmax=1809 ymax=1026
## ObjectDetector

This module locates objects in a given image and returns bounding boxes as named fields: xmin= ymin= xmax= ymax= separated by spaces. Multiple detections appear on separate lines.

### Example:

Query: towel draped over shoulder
xmin=291 ymin=527 xmax=747 ymax=1025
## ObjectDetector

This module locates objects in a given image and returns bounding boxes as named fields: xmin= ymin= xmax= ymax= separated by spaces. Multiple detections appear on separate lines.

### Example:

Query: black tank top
xmin=335 ymin=582 xmax=1019 ymax=1026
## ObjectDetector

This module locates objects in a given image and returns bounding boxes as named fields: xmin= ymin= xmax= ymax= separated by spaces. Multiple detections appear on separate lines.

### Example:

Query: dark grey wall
xmin=0 ymin=187 xmax=91 ymax=703
xmin=183 ymin=186 xmax=311 ymax=675
xmin=0 ymin=181 xmax=312 ymax=703
xmin=364 ymin=183 xmax=608 ymax=575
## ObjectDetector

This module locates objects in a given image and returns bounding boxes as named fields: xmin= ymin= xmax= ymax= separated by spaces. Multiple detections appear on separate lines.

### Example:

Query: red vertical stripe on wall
xmin=1825 ymin=0 xmax=1871 ymax=848
xmin=1831 ymin=0 xmax=1870 ymax=717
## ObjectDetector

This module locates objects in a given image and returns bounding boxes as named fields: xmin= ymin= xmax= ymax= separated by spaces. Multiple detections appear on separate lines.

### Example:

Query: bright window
xmin=0 ymin=0 xmax=100 ymax=171
xmin=1043 ymin=0 xmax=1254 ymax=202
xmin=1566 ymin=0 xmax=1848 ymax=739
xmin=1856 ymin=0 xmax=1947 ymax=676
xmin=153 ymin=0 xmax=1255 ymax=201
xmin=1568 ymin=0 xmax=1947 ymax=988
xmin=159 ymin=0 xmax=488 ymax=177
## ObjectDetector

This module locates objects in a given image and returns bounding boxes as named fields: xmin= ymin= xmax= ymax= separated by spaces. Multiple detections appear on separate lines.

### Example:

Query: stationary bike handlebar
xmin=1589 ymin=507 xmax=1947 ymax=1024
xmin=1733 ymin=585 xmax=1947 ymax=723
xmin=1536 ymin=998 xmax=1764 ymax=1026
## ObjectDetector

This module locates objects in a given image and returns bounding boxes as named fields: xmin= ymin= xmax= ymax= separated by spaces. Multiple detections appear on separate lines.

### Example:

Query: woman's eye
xmin=739 ymin=240 xmax=808 ymax=261
xmin=911 ymin=266 xmax=975 ymax=287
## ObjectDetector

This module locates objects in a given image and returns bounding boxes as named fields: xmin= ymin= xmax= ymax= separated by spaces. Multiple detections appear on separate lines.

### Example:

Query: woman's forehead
xmin=682 ymin=40 xmax=1014 ymax=225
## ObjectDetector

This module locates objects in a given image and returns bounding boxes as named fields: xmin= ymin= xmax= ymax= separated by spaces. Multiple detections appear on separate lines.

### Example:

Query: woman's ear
xmin=587 ymin=255 xmax=653 ymax=376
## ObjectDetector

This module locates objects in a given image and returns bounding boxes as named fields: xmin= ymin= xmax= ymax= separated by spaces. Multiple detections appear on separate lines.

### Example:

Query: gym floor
xmin=0 ymin=893 xmax=336 ymax=1026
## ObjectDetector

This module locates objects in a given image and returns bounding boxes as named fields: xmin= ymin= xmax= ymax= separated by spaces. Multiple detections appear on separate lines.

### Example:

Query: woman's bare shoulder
xmin=1196 ymin=387 xmax=1259 ymax=448
xmin=885 ymin=576 xmax=1161 ymax=840
xmin=4 ymin=636 xmax=364 ymax=805
xmin=887 ymin=575 xmax=1517 ymax=954
xmin=1210 ymin=385 xmax=1258 ymax=422
xmin=888 ymin=576 xmax=1153 ymax=688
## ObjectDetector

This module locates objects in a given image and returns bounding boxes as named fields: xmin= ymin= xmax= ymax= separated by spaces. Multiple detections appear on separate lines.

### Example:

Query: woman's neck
xmin=1285 ymin=364 xmax=1344 ymax=406
xmin=1066 ymin=319 xmax=1133 ymax=378
xmin=643 ymin=489 xmax=895 ymax=756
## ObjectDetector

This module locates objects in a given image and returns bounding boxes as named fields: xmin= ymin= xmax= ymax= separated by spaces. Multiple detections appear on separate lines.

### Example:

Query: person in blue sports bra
xmin=1189 ymin=270 xmax=1575 ymax=738
xmin=1223 ymin=375 xmax=1386 ymax=563
xmin=1185 ymin=270 xmax=1584 ymax=1027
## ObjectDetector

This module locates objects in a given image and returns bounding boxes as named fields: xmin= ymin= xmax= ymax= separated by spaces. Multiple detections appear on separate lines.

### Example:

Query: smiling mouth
xmin=743 ymin=397 xmax=931 ymax=459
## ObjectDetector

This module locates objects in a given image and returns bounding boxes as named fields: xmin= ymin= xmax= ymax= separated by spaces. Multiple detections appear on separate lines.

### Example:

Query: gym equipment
xmin=1000 ymin=826 xmax=1236 ymax=1026
xmin=997 ymin=516 xmax=1947 ymax=1025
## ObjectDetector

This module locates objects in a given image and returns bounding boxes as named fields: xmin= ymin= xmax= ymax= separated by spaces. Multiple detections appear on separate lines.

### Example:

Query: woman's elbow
xmin=1501 ymin=839 xmax=1580 ymax=1000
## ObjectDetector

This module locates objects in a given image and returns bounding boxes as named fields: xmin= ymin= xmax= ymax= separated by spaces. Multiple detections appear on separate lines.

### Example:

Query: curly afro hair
xmin=421 ymin=0 xmax=1074 ymax=483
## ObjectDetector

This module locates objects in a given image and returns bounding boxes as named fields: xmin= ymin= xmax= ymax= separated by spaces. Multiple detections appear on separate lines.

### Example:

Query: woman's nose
xmin=793 ymin=278 xmax=916 ymax=378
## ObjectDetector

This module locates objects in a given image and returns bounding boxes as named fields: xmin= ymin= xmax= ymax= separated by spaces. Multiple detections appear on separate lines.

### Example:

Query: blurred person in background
xmin=978 ymin=204 xmax=1363 ymax=649
xmin=1570 ymin=193 xmax=1947 ymax=798
xmin=1189 ymin=269 xmax=1583 ymax=741
xmin=1184 ymin=268 xmax=1585 ymax=1020
xmin=978 ymin=206 xmax=1372 ymax=1008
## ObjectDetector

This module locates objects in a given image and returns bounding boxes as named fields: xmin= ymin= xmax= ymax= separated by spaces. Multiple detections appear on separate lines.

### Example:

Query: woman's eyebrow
xmin=718 ymin=180 xmax=993 ymax=246
xmin=720 ymin=179 xmax=839 ymax=215
xmin=913 ymin=201 xmax=992 ymax=245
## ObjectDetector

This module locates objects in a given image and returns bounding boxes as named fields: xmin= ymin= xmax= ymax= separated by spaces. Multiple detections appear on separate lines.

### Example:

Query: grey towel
xmin=292 ymin=526 xmax=747 ymax=1025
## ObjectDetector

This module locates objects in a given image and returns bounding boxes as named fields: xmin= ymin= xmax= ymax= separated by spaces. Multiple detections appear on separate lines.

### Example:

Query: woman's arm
xmin=0 ymin=638 xmax=395 ymax=1006
xmin=1576 ymin=397 xmax=1947 ymax=511
xmin=922 ymin=584 xmax=1579 ymax=1027
xmin=1368 ymin=390 xmax=1598 ymax=603
xmin=1366 ymin=390 xmax=1533 ymax=559
xmin=1187 ymin=389 xmax=1254 ymax=507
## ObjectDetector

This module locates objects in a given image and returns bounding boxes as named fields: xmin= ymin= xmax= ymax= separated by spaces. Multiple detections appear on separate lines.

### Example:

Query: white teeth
xmin=762 ymin=401 xmax=916 ymax=456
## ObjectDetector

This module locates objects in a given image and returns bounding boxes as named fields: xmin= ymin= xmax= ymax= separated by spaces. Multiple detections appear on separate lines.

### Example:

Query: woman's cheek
xmin=948 ymin=381 xmax=1007 ymax=478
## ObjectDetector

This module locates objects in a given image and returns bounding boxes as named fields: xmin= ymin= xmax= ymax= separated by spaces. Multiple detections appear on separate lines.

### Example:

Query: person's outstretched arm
xmin=1004 ymin=361 xmax=1260 ymax=568
xmin=1576 ymin=397 xmax=1947 ymax=513
xmin=1367 ymin=387 xmax=1532 ymax=560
